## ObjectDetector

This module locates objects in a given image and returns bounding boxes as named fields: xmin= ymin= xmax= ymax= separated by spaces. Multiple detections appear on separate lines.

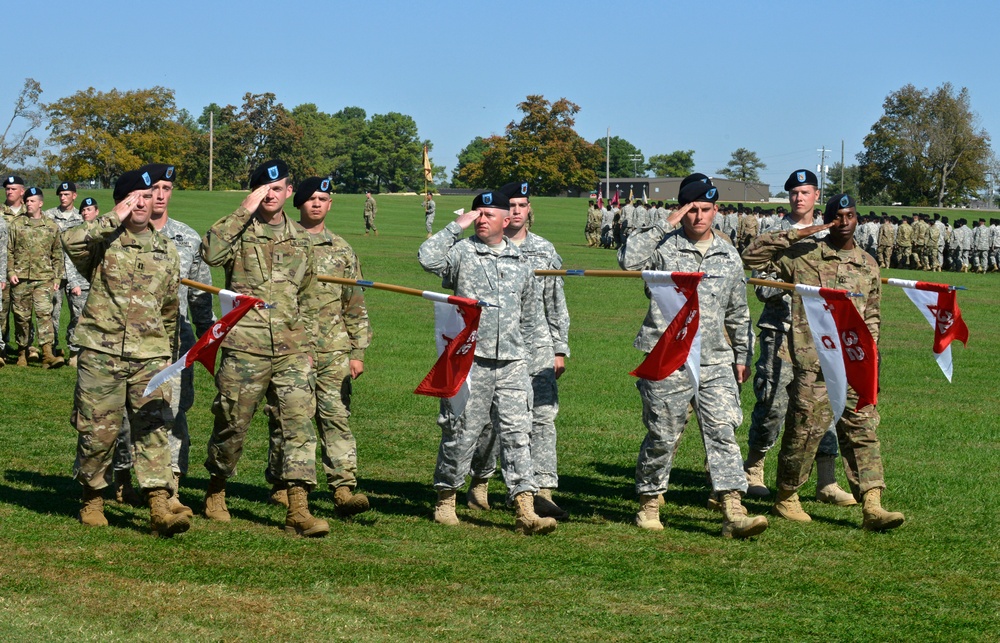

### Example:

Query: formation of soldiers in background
xmin=584 ymin=198 xmax=1000 ymax=273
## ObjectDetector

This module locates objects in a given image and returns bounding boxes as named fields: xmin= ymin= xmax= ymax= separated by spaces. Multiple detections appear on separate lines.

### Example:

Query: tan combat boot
xmin=269 ymin=483 xmax=289 ymax=508
xmin=706 ymin=491 xmax=722 ymax=512
xmin=67 ymin=351 xmax=79 ymax=368
xmin=114 ymin=469 xmax=143 ymax=507
xmin=203 ymin=474 xmax=231 ymax=522
xmin=636 ymin=494 xmax=664 ymax=531
xmin=534 ymin=488 xmax=568 ymax=520
xmin=333 ymin=486 xmax=370 ymax=517
xmin=434 ymin=489 xmax=460 ymax=525
xmin=41 ymin=344 xmax=64 ymax=369
xmin=466 ymin=477 xmax=490 ymax=511
xmin=166 ymin=476 xmax=193 ymax=518
xmin=79 ymin=486 xmax=108 ymax=527
xmin=148 ymin=489 xmax=191 ymax=538
xmin=514 ymin=492 xmax=556 ymax=535
xmin=284 ymin=484 xmax=329 ymax=537
xmin=27 ymin=345 xmax=39 ymax=362
xmin=0 ymin=354 xmax=5 ymax=368
xmin=815 ymin=455 xmax=858 ymax=506
xmin=744 ymin=449 xmax=770 ymax=497
xmin=861 ymin=488 xmax=905 ymax=531
xmin=16 ymin=349 xmax=27 ymax=367
xmin=720 ymin=490 xmax=769 ymax=539
xmin=771 ymin=489 xmax=812 ymax=522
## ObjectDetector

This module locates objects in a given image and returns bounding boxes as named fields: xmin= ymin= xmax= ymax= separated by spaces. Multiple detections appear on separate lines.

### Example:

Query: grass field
xmin=1 ymin=190 xmax=998 ymax=641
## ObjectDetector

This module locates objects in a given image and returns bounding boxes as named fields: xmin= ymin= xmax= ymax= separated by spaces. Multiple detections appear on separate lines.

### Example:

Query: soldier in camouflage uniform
xmin=265 ymin=176 xmax=372 ymax=517
xmin=8 ymin=187 xmax=64 ymax=368
xmin=971 ymin=218 xmax=990 ymax=273
xmin=60 ymin=198 xmax=99 ymax=367
xmin=43 ymin=181 xmax=80 ymax=357
xmin=1 ymin=175 xmax=27 ymax=361
xmin=424 ymin=191 xmax=436 ymax=238
xmin=619 ymin=174 xmax=767 ymax=539
xmin=894 ymin=216 xmax=914 ymax=269
xmin=743 ymin=193 xmax=904 ymax=531
xmin=200 ymin=159 xmax=328 ymax=538
xmin=63 ymin=169 xmax=190 ymax=537
xmin=585 ymin=200 xmax=602 ymax=247
xmin=877 ymin=215 xmax=895 ymax=268
xmin=418 ymin=189 xmax=556 ymax=535
xmin=467 ymin=180 xmax=570 ymax=520
xmin=911 ymin=214 xmax=929 ymax=270
xmin=363 ymin=190 xmax=377 ymax=236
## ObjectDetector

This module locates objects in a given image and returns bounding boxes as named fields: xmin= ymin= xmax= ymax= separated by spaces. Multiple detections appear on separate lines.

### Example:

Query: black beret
xmin=25 ymin=187 xmax=42 ymax=199
xmin=113 ymin=169 xmax=153 ymax=202
xmin=293 ymin=176 xmax=333 ymax=208
xmin=677 ymin=174 xmax=718 ymax=206
xmin=139 ymin=163 xmax=176 ymax=184
xmin=249 ymin=159 xmax=289 ymax=189
xmin=678 ymin=173 xmax=711 ymax=192
xmin=471 ymin=190 xmax=510 ymax=211
xmin=824 ymin=193 xmax=856 ymax=220
xmin=56 ymin=181 xmax=77 ymax=193
xmin=498 ymin=180 xmax=530 ymax=199
xmin=3 ymin=175 xmax=24 ymax=187
xmin=80 ymin=197 xmax=98 ymax=209
xmin=784 ymin=169 xmax=818 ymax=191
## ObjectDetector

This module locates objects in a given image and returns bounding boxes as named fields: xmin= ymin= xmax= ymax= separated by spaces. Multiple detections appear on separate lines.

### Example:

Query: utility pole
xmin=605 ymin=127 xmax=610 ymax=201
xmin=840 ymin=140 xmax=845 ymax=192
xmin=629 ymin=153 xmax=643 ymax=177
xmin=817 ymin=146 xmax=829 ymax=202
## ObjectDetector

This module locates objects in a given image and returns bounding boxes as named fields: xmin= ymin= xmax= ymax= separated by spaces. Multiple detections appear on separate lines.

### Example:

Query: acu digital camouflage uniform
xmin=424 ymin=197 xmax=436 ymax=234
xmin=201 ymin=203 xmax=320 ymax=487
xmin=44 ymin=205 xmax=81 ymax=350
xmin=363 ymin=194 xmax=377 ymax=233
xmin=8 ymin=213 xmax=63 ymax=348
xmin=418 ymin=220 xmax=550 ymax=502
xmin=743 ymin=228 xmax=886 ymax=499
xmin=266 ymin=228 xmax=370 ymax=491
xmin=470 ymin=230 xmax=569 ymax=491
xmin=619 ymin=223 xmax=751 ymax=498
xmin=63 ymin=214 xmax=180 ymax=493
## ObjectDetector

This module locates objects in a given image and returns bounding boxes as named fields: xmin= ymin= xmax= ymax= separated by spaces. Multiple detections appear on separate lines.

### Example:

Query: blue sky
xmin=11 ymin=0 xmax=999 ymax=191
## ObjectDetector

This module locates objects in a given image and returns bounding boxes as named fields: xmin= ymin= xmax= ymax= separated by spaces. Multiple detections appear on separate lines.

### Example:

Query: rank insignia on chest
xmin=137 ymin=261 xmax=144 ymax=270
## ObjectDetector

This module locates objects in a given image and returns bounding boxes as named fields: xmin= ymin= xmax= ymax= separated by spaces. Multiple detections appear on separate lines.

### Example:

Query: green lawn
xmin=0 ymin=191 xmax=997 ymax=641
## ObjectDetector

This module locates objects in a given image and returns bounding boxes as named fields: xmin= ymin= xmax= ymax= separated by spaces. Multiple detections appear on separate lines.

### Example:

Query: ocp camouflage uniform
xmin=363 ymin=195 xmax=377 ymax=233
xmin=201 ymin=205 xmax=319 ymax=487
xmin=895 ymin=220 xmax=913 ymax=268
xmin=737 ymin=213 xmax=759 ymax=253
xmin=44 ymin=206 xmax=81 ymax=350
xmin=585 ymin=205 xmax=602 ymax=246
xmin=877 ymin=220 xmax=895 ymax=268
xmin=418 ymin=221 xmax=550 ymax=501
xmin=912 ymin=218 xmax=929 ymax=270
xmin=926 ymin=223 xmax=940 ymax=271
xmin=743 ymin=228 xmax=885 ymax=499
xmin=8 ymin=214 xmax=63 ymax=348
xmin=0 ymin=214 xmax=7 ymax=354
xmin=470 ymin=231 xmax=570 ymax=490
xmin=619 ymin=223 xmax=751 ymax=497
xmin=1 ymin=204 xmax=26 ymax=352
xmin=63 ymin=214 xmax=180 ymax=492
xmin=267 ymin=228 xmax=370 ymax=491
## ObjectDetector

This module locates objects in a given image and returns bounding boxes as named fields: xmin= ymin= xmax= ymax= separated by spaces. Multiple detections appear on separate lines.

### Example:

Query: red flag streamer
xmin=414 ymin=296 xmax=483 ymax=398
xmin=630 ymin=272 xmax=703 ymax=382
xmin=886 ymin=278 xmax=969 ymax=381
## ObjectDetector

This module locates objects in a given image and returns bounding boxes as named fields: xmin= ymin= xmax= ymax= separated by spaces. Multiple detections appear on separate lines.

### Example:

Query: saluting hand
xmin=666 ymin=202 xmax=694 ymax=228
xmin=241 ymin=185 xmax=270 ymax=214
xmin=455 ymin=209 xmax=478 ymax=230
xmin=111 ymin=191 xmax=142 ymax=222
xmin=797 ymin=220 xmax=837 ymax=238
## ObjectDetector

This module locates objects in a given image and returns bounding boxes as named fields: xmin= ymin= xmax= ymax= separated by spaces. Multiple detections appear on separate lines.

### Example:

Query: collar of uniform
xmin=308 ymin=227 xmax=335 ymax=245
xmin=252 ymin=211 xmax=299 ymax=240
xmin=670 ymin=228 xmax=726 ymax=256
xmin=819 ymin=239 xmax=866 ymax=265
xmin=471 ymin=234 xmax=519 ymax=257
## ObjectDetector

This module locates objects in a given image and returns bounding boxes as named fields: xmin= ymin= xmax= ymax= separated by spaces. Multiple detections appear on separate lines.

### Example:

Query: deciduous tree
xmin=646 ymin=150 xmax=695 ymax=177
xmin=0 ymin=78 xmax=43 ymax=171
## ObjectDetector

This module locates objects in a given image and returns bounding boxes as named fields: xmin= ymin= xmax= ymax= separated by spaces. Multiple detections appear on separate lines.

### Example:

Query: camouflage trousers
xmin=53 ymin=283 xmax=88 ymax=352
xmin=748 ymin=328 xmax=838 ymax=456
xmin=1 ymin=283 xmax=9 ymax=351
xmin=434 ymin=357 xmax=536 ymax=501
xmin=364 ymin=214 xmax=377 ymax=233
xmin=425 ymin=213 xmax=435 ymax=234
xmin=111 ymin=369 xmax=191 ymax=481
xmin=972 ymin=249 xmax=989 ymax=271
xmin=469 ymin=366 xmax=560 ymax=489
xmin=896 ymin=246 xmax=913 ymax=269
xmin=776 ymin=368 xmax=885 ymax=498
xmin=206 ymin=349 xmax=318 ymax=487
xmin=71 ymin=349 xmax=174 ymax=492
xmin=635 ymin=363 xmax=747 ymax=496
xmin=12 ymin=279 xmax=55 ymax=347
xmin=267 ymin=350 xmax=358 ymax=489
xmin=878 ymin=246 xmax=893 ymax=268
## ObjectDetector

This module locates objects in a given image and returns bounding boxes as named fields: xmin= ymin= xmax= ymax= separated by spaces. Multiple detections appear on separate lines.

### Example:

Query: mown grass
xmin=0 ymin=190 xmax=997 ymax=641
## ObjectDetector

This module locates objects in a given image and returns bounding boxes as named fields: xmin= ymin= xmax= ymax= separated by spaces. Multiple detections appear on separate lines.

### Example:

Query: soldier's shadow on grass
xmin=360 ymin=478 xmax=448 ymax=519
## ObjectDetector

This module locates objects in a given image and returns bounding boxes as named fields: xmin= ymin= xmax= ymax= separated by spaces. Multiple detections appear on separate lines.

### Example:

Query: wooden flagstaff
xmin=181 ymin=278 xmax=222 ymax=295
xmin=318 ymin=275 xmax=498 ymax=307
xmin=533 ymin=269 xmax=800 ymax=292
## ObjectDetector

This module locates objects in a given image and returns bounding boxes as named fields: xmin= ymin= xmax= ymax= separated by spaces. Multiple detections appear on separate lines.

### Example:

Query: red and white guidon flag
xmin=795 ymin=285 xmax=878 ymax=422
xmin=414 ymin=293 xmax=482 ymax=401
xmin=886 ymin=279 xmax=969 ymax=382
xmin=143 ymin=290 xmax=263 ymax=397
xmin=631 ymin=271 xmax=703 ymax=394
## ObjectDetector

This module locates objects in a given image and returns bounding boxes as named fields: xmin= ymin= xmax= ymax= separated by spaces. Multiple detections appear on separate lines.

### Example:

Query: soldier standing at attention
xmin=265 ymin=177 xmax=372 ymax=517
xmin=418 ymin=189 xmax=555 ymax=535
xmin=620 ymin=174 xmax=767 ymax=539
xmin=424 ymin=191 xmax=436 ymax=238
xmin=201 ymin=160 xmax=329 ymax=538
xmin=742 ymin=193 xmax=904 ymax=531
xmin=62 ymin=197 xmax=99 ymax=366
xmin=363 ymin=190 xmax=378 ymax=236
xmin=43 ymin=181 xmax=80 ymax=359
xmin=877 ymin=214 xmax=895 ymax=268
xmin=8 ymin=187 xmax=64 ymax=368
xmin=64 ymin=169 xmax=189 ymax=537
xmin=1 ymin=175 xmax=27 ymax=362
xmin=895 ymin=216 xmax=913 ymax=269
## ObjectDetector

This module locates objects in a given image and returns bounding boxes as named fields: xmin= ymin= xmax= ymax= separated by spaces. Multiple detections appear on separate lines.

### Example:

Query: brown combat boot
xmin=744 ymin=449 xmax=770 ymax=497
xmin=861 ymin=488 xmax=905 ymax=532
xmin=815 ymin=455 xmax=858 ymax=506
xmin=27 ymin=346 xmax=39 ymax=362
xmin=16 ymin=349 xmax=27 ymax=367
xmin=533 ymin=488 xmax=568 ymax=520
xmin=720 ymin=490 xmax=769 ymax=539
xmin=466 ymin=477 xmax=490 ymax=511
xmin=771 ymin=489 xmax=812 ymax=522
xmin=434 ymin=489 xmax=460 ymax=525
xmin=41 ymin=344 xmax=64 ymax=369
xmin=269 ymin=483 xmax=289 ymax=508
xmin=114 ymin=469 xmax=143 ymax=507
xmin=0 ymin=354 xmax=5 ymax=368
xmin=284 ymin=484 xmax=329 ymax=537
xmin=333 ymin=486 xmax=370 ymax=517
xmin=635 ymin=494 xmax=664 ymax=531
xmin=148 ymin=489 xmax=191 ymax=538
xmin=514 ymin=492 xmax=556 ymax=535
xmin=79 ymin=486 xmax=108 ymax=527
xmin=167 ymin=474 xmax=193 ymax=518
xmin=203 ymin=474 xmax=231 ymax=522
